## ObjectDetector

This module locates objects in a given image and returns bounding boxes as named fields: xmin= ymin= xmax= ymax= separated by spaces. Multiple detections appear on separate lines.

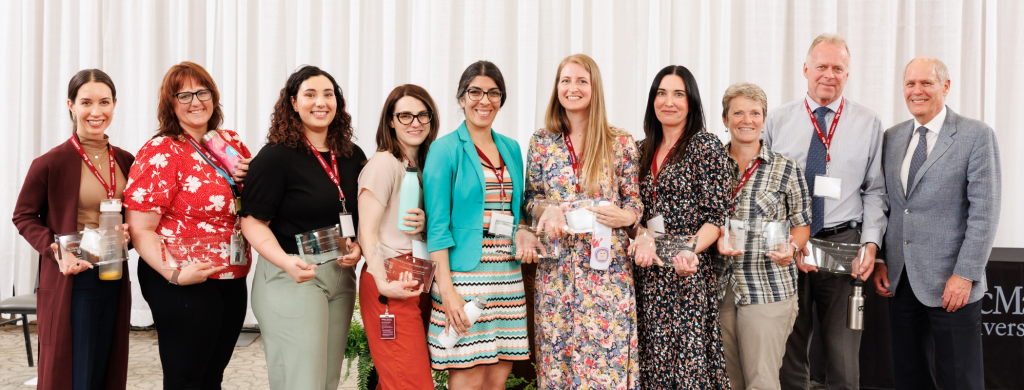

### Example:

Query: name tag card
xmin=814 ymin=176 xmax=842 ymax=200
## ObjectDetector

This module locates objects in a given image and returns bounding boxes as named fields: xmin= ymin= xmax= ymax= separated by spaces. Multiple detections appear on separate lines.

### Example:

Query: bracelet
xmin=790 ymin=243 xmax=800 ymax=253
xmin=955 ymin=274 xmax=973 ymax=283
xmin=169 ymin=269 xmax=181 ymax=285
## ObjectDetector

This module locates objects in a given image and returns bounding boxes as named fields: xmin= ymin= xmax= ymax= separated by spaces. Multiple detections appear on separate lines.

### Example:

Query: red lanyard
xmin=301 ymin=136 xmax=345 ymax=201
xmin=650 ymin=139 xmax=681 ymax=208
xmin=731 ymin=158 xmax=763 ymax=212
xmin=803 ymin=97 xmax=844 ymax=163
xmin=564 ymin=134 xmax=582 ymax=192
xmin=475 ymin=146 xmax=507 ymax=199
xmin=70 ymin=135 xmax=116 ymax=199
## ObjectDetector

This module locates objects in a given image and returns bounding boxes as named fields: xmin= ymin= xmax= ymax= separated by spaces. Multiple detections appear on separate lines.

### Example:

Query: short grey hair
xmin=903 ymin=57 xmax=949 ymax=84
xmin=721 ymin=82 xmax=768 ymax=119
xmin=806 ymin=33 xmax=850 ymax=63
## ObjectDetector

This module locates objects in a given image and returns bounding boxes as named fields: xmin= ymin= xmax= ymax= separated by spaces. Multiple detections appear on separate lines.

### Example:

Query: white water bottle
xmin=589 ymin=200 xmax=613 ymax=270
xmin=438 ymin=296 xmax=488 ymax=349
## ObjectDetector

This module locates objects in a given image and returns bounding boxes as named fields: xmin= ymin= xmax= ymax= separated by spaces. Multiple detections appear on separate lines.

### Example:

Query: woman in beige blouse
xmin=357 ymin=84 xmax=439 ymax=389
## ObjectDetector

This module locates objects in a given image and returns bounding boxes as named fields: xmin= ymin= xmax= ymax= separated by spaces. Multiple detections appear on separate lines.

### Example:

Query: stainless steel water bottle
xmin=847 ymin=278 xmax=865 ymax=330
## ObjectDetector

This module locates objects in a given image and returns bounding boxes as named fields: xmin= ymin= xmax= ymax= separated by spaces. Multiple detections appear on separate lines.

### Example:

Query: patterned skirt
xmin=427 ymin=233 xmax=530 ymax=370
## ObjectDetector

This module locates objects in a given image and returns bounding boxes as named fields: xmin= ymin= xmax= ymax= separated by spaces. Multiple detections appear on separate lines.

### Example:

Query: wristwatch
xmin=169 ymin=269 xmax=181 ymax=285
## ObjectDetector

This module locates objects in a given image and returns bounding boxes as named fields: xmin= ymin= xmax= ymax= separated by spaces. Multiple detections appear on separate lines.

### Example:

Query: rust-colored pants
xmin=359 ymin=267 xmax=434 ymax=390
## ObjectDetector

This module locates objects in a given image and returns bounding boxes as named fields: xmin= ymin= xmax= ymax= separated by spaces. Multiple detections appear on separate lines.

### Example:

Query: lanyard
xmin=185 ymin=136 xmax=240 ymax=199
xmin=301 ymin=136 xmax=347 ymax=210
xmin=475 ymin=145 xmax=507 ymax=200
xmin=803 ymin=97 xmax=845 ymax=165
xmin=730 ymin=158 xmax=763 ymax=213
xmin=650 ymin=139 xmax=681 ymax=211
xmin=564 ymin=134 xmax=582 ymax=192
xmin=70 ymin=135 xmax=116 ymax=199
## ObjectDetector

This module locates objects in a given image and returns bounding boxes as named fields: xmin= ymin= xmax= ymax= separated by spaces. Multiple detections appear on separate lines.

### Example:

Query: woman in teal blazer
xmin=422 ymin=61 xmax=531 ymax=389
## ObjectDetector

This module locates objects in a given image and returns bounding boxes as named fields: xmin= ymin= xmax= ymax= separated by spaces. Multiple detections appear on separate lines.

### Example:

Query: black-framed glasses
xmin=394 ymin=111 xmax=433 ymax=125
xmin=175 ymin=89 xmax=213 ymax=104
xmin=465 ymin=88 xmax=502 ymax=103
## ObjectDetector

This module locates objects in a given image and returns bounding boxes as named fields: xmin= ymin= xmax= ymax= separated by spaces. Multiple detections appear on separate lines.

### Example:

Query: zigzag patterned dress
xmin=426 ymin=162 xmax=530 ymax=369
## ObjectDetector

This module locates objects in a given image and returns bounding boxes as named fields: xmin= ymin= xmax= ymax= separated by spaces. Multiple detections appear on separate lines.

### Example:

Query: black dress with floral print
xmin=634 ymin=131 xmax=732 ymax=389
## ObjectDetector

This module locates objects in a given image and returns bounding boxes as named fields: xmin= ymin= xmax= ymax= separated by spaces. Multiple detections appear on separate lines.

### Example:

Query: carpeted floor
xmin=0 ymin=322 xmax=359 ymax=389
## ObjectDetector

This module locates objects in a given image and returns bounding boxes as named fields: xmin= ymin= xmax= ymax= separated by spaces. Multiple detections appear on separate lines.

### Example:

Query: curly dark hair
xmin=267 ymin=65 xmax=355 ymax=157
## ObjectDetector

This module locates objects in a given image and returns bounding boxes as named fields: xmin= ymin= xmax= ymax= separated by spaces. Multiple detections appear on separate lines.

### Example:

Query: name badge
xmin=814 ymin=176 xmax=842 ymax=200
xmin=646 ymin=214 xmax=665 ymax=237
xmin=488 ymin=213 xmax=515 ymax=236
xmin=412 ymin=239 xmax=429 ymax=260
xmin=379 ymin=314 xmax=396 ymax=340
xmin=339 ymin=212 xmax=356 ymax=238
xmin=229 ymin=230 xmax=248 ymax=266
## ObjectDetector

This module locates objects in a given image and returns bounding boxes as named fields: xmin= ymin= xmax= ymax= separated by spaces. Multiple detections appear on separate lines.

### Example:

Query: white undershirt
xmin=900 ymin=106 xmax=946 ymax=191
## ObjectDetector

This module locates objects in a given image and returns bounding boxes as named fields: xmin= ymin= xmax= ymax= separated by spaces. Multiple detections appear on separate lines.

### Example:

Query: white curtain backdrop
xmin=2 ymin=0 xmax=1021 ymax=326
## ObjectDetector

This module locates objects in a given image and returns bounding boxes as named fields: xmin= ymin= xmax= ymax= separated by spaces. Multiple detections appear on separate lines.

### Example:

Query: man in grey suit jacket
xmin=875 ymin=57 xmax=1001 ymax=390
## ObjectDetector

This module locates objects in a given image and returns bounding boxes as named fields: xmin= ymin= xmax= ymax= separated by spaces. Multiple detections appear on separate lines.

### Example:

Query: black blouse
xmin=241 ymin=143 xmax=366 ymax=254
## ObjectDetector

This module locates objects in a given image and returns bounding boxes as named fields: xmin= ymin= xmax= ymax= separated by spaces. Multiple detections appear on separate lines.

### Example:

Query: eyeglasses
xmin=394 ymin=111 xmax=433 ymax=125
xmin=175 ymin=89 xmax=213 ymax=104
xmin=465 ymin=88 xmax=502 ymax=103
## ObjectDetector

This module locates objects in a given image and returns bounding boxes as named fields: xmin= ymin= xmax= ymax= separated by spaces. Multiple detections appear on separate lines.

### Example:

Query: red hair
xmin=155 ymin=62 xmax=224 ymax=140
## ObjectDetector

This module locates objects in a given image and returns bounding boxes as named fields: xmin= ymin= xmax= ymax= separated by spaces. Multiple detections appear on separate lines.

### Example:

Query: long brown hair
xmin=375 ymin=84 xmax=440 ymax=170
xmin=267 ymin=65 xmax=355 ymax=157
xmin=67 ymin=69 xmax=117 ymax=132
xmin=638 ymin=65 xmax=707 ymax=182
xmin=543 ymin=54 xmax=615 ymax=195
xmin=155 ymin=62 xmax=224 ymax=140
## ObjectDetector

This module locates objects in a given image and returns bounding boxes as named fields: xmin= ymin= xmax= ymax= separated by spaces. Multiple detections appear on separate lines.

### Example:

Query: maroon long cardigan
xmin=12 ymin=136 xmax=134 ymax=390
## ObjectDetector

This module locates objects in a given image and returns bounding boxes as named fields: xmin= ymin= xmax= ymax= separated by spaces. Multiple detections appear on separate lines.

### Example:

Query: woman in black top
xmin=240 ymin=65 xmax=365 ymax=390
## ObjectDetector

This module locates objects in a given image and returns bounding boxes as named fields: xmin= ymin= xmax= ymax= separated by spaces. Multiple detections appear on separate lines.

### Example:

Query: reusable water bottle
xmin=437 ymin=296 xmax=488 ymax=349
xmin=397 ymin=167 xmax=420 ymax=231
xmin=201 ymin=130 xmax=243 ymax=175
xmin=847 ymin=278 xmax=865 ymax=330
xmin=97 ymin=200 xmax=123 ymax=281
xmin=589 ymin=200 xmax=613 ymax=270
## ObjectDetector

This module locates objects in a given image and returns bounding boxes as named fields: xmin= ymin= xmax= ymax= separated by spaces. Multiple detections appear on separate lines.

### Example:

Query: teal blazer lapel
xmin=908 ymin=107 xmax=958 ymax=197
xmin=456 ymin=121 xmax=486 ymax=190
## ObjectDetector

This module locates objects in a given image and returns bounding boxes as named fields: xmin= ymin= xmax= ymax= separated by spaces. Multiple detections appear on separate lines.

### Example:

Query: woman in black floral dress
xmin=633 ymin=65 xmax=732 ymax=389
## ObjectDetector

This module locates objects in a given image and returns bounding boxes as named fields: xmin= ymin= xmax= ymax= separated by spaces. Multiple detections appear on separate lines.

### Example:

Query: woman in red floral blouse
xmin=125 ymin=62 xmax=253 ymax=389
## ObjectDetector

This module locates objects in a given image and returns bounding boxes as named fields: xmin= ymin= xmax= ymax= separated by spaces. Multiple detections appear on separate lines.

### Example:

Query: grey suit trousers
xmin=780 ymin=229 xmax=861 ymax=390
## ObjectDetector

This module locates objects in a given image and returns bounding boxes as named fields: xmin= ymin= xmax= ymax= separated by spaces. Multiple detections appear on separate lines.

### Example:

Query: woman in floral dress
xmin=527 ymin=54 xmax=642 ymax=389
xmin=633 ymin=65 xmax=732 ymax=388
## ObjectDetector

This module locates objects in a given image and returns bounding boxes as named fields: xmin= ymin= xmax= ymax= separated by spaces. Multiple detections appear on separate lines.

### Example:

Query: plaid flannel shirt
xmin=715 ymin=141 xmax=812 ymax=305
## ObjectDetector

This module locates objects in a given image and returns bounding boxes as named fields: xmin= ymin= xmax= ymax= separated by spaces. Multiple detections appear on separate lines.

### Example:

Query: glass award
xmin=565 ymin=199 xmax=598 ymax=234
xmin=506 ymin=224 xmax=561 ymax=259
xmin=530 ymin=198 xmax=560 ymax=230
xmin=804 ymin=238 xmax=864 ymax=273
xmin=374 ymin=242 xmax=436 ymax=294
xmin=160 ymin=234 xmax=234 ymax=269
xmin=724 ymin=219 xmax=747 ymax=252
xmin=762 ymin=221 xmax=790 ymax=253
xmin=654 ymin=233 xmax=699 ymax=268
xmin=295 ymin=225 xmax=350 ymax=266
xmin=53 ymin=228 xmax=128 ymax=272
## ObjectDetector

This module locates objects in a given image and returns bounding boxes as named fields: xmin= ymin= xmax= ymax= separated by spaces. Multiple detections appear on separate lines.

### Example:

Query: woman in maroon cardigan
xmin=12 ymin=69 xmax=134 ymax=390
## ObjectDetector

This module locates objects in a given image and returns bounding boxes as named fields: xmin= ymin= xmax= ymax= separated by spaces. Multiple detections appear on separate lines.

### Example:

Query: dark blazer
xmin=882 ymin=107 xmax=1001 ymax=307
xmin=12 ymin=136 xmax=134 ymax=390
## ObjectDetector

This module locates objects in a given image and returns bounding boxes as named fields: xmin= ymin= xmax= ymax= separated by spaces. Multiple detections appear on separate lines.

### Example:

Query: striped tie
xmin=906 ymin=126 xmax=929 ymax=192
xmin=806 ymin=107 xmax=830 ymax=236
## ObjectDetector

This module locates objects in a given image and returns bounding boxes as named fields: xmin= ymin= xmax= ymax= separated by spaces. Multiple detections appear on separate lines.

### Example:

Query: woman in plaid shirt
xmin=714 ymin=82 xmax=812 ymax=390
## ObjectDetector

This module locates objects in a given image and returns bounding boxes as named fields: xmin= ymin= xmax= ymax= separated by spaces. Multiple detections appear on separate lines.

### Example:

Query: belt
xmin=814 ymin=220 xmax=860 ymax=239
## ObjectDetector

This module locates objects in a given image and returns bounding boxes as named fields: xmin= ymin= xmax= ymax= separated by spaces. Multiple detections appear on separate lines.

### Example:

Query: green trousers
xmin=251 ymin=255 xmax=357 ymax=390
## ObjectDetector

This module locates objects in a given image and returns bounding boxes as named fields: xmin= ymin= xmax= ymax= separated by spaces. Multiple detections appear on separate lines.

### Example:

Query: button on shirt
xmin=763 ymin=95 xmax=887 ymax=245
xmin=900 ymin=106 xmax=946 ymax=191
xmin=714 ymin=141 xmax=812 ymax=305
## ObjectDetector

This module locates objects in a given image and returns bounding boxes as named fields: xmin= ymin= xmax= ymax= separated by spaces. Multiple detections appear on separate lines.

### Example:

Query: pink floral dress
xmin=124 ymin=131 xmax=252 ymax=279
xmin=525 ymin=128 xmax=642 ymax=390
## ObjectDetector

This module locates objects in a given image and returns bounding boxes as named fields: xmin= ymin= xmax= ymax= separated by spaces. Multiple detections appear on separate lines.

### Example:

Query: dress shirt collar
xmin=804 ymin=94 xmax=843 ymax=113
xmin=912 ymin=105 xmax=946 ymax=135
xmin=725 ymin=139 xmax=773 ymax=166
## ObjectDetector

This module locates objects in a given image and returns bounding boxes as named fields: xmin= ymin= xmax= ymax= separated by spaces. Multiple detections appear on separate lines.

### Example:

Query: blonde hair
xmin=805 ymin=33 xmax=850 ymax=63
xmin=721 ymin=82 xmax=768 ymax=119
xmin=543 ymin=54 xmax=615 ymax=195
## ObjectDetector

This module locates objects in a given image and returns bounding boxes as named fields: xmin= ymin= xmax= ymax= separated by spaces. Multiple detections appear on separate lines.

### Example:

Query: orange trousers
xmin=359 ymin=268 xmax=434 ymax=389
